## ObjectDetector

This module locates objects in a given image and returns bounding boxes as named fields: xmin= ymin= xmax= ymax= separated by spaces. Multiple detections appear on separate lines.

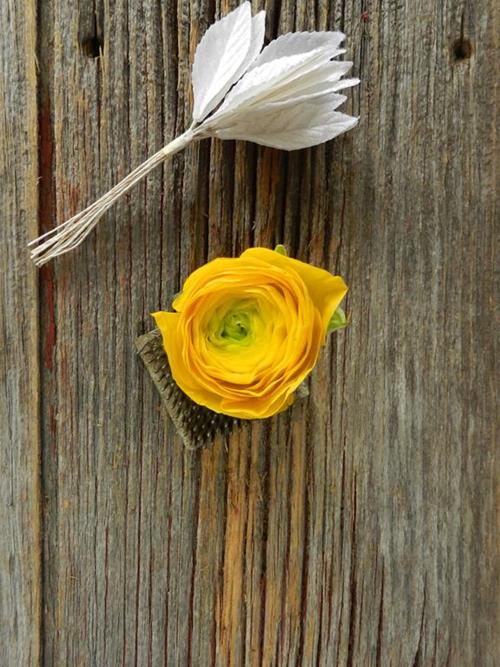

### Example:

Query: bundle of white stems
xmin=29 ymin=1 xmax=359 ymax=266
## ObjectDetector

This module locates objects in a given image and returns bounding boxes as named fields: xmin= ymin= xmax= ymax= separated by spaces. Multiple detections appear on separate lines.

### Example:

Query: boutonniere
xmin=29 ymin=2 xmax=359 ymax=266
xmin=137 ymin=246 xmax=348 ymax=448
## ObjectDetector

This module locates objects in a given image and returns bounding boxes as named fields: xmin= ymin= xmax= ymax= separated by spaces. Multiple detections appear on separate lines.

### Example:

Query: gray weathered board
xmin=1 ymin=1 xmax=498 ymax=665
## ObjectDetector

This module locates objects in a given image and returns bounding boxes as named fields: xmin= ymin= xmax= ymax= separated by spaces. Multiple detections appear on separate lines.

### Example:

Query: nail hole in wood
xmin=452 ymin=37 xmax=473 ymax=62
xmin=81 ymin=36 xmax=103 ymax=59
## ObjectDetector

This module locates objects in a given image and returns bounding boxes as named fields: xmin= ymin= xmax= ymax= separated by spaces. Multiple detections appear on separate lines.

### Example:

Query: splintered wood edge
xmin=135 ymin=329 xmax=309 ymax=449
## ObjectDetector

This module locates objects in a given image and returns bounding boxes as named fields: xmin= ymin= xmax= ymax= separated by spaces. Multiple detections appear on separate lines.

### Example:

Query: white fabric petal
xmin=249 ymin=31 xmax=345 ymax=69
xmin=327 ymin=77 xmax=360 ymax=91
xmin=259 ymin=91 xmax=348 ymax=110
xmin=191 ymin=2 xmax=253 ymax=122
xmin=306 ymin=60 xmax=354 ymax=84
xmin=237 ymin=12 xmax=266 ymax=78
xmin=249 ymin=62 xmax=358 ymax=107
xmin=211 ymin=96 xmax=359 ymax=150
xmin=213 ymin=47 xmax=343 ymax=117
xmin=277 ymin=61 xmax=358 ymax=97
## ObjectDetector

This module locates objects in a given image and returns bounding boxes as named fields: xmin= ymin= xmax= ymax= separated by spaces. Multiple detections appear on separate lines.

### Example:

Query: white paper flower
xmin=193 ymin=3 xmax=359 ymax=149
xmin=29 ymin=1 xmax=359 ymax=265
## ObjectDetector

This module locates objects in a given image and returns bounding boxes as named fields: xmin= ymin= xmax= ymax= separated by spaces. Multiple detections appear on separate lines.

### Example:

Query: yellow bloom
xmin=152 ymin=248 xmax=347 ymax=419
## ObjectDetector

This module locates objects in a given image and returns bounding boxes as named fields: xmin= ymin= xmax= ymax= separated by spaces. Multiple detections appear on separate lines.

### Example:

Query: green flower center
xmin=205 ymin=298 xmax=268 ymax=351
xmin=220 ymin=310 xmax=251 ymax=342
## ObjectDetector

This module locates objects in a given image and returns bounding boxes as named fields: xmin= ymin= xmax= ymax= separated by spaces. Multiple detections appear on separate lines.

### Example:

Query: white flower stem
xmin=29 ymin=129 xmax=196 ymax=266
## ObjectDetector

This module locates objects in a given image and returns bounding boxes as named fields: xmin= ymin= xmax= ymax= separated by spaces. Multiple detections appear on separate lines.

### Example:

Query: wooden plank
xmin=0 ymin=1 xmax=40 ymax=665
xmin=37 ymin=0 xmax=497 ymax=665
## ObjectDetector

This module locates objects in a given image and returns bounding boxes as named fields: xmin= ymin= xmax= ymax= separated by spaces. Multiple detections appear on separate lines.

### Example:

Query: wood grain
xmin=1 ymin=0 xmax=498 ymax=665
xmin=0 ymin=1 xmax=40 ymax=664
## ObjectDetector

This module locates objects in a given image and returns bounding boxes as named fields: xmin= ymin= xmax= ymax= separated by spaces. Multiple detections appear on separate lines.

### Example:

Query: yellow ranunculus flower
xmin=152 ymin=248 xmax=347 ymax=419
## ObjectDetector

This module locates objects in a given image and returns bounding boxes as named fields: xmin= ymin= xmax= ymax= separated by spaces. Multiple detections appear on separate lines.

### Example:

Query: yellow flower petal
xmin=152 ymin=310 xmax=222 ymax=410
xmin=240 ymin=247 xmax=348 ymax=333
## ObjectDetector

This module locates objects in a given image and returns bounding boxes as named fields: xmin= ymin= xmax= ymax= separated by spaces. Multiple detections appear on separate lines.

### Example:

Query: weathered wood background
xmin=1 ymin=0 xmax=497 ymax=665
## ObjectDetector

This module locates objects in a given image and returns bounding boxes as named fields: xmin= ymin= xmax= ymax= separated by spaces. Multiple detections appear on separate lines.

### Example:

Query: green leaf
xmin=327 ymin=307 xmax=348 ymax=333
xmin=274 ymin=244 xmax=288 ymax=256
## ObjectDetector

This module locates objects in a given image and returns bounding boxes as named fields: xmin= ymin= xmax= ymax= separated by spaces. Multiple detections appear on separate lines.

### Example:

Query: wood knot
xmin=81 ymin=36 xmax=103 ymax=59
xmin=452 ymin=37 xmax=473 ymax=62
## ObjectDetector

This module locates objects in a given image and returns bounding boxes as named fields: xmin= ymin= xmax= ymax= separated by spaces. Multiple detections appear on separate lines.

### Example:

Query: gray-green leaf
xmin=327 ymin=307 xmax=348 ymax=333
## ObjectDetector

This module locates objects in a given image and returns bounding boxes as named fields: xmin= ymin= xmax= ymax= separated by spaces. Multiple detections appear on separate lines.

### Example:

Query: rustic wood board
xmin=1 ymin=0 xmax=498 ymax=665
xmin=0 ymin=1 xmax=41 ymax=665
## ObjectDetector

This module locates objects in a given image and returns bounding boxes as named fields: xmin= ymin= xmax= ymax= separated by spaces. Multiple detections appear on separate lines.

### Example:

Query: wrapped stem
xmin=29 ymin=129 xmax=196 ymax=266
